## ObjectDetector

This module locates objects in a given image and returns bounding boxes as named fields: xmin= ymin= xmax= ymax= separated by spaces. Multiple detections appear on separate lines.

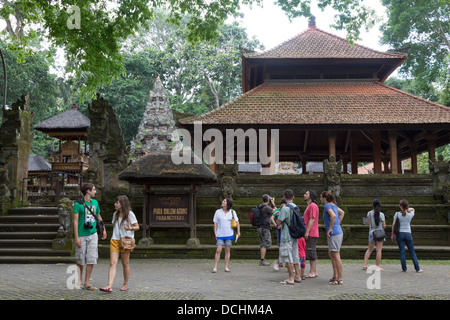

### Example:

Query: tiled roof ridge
xmin=246 ymin=26 xmax=405 ymax=59
xmin=180 ymin=82 xmax=270 ymax=123
xmin=377 ymin=82 xmax=450 ymax=112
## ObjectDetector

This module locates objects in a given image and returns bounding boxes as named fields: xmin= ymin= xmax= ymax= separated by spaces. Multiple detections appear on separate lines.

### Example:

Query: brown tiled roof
xmin=244 ymin=27 xmax=405 ymax=60
xmin=180 ymin=81 xmax=450 ymax=125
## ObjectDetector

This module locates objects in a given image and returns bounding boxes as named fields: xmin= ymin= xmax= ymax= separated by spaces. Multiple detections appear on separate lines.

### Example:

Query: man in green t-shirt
xmin=72 ymin=183 xmax=107 ymax=290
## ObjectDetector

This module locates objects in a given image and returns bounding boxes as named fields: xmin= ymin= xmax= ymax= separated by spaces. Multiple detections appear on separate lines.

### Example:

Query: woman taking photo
xmin=392 ymin=199 xmax=423 ymax=273
xmin=100 ymin=195 xmax=139 ymax=292
xmin=212 ymin=198 xmax=240 ymax=273
xmin=362 ymin=199 xmax=386 ymax=271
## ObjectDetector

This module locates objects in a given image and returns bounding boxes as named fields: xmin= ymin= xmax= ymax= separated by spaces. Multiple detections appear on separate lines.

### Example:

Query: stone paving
xmin=0 ymin=259 xmax=448 ymax=301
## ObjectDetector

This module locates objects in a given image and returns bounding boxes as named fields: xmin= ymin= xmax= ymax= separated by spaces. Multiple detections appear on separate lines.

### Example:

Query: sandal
xmin=330 ymin=279 xmax=344 ymax=285
xmin=83 ymin=285 xmax=97 ymax=291
xmin=100 ymin=286 xmax=113 ymax=292
xmin=280 ymin=280 xmax=294 ymax=285
xmin=328 ymin=277 xmax=337 ymax=284
xmin=120 ymin=285 xmax=129 ymax=291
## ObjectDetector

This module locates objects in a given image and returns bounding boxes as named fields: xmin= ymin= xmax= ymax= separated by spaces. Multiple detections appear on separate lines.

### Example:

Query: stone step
xmin=0 ymin=248 xmax=72 ymax=257
xmin=5 ymin=207 xmax=58 ymax=216
xmin=0 ymin=232 xmax=57 ymax=240
xmin=0 ymin=224 xmax=60 ymax=232
xmin=0 ymin=239 xmax=53 ymax=248
xmin=0 ymin=215 xmax=59 ymax=224
xmin=0 ymin=256 xmax=76 ymax=264
xmin=98 ymin=244 xmax=450 ymax=260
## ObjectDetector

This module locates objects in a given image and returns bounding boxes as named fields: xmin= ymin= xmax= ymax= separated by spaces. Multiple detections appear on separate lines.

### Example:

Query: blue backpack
xmin=284 ymin=204 xmax=306 ymax=239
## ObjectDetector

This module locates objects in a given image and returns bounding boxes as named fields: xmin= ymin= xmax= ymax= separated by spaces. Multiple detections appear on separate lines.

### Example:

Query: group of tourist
xmin=72 ymin=182 xmax=423 ymax=292
xmin=212 ymin=189 xmax=423 ymax=286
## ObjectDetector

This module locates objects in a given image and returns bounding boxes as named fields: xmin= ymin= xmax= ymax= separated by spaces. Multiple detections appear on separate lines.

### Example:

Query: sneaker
xmin=273 ymin=262 xmax=279 ymax=271
xmin=259 ymin=259 xmax=270 ymax=266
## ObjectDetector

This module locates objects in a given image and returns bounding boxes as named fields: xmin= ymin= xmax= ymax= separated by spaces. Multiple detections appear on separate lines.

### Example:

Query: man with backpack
xmin=252 ymin=194 xmax=277 ymax=266
xmin=277 ymin=189 xmax=303 ymax=285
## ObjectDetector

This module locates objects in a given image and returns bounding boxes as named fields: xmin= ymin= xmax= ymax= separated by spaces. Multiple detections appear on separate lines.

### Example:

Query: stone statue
xmin=56 ymin=197 xmax=74 ymax=238
xmin=0 ymin=168 xmax=10 ymax=200
xmin=52 ymin=197 xmax=74 ymax=250
xmin=219 ymin=162 xmax=238 ymax=200
xmin=429 ymin=154 xmax=450 ymax=199
xmin=323 ymin=155 xmax=343 ymax=204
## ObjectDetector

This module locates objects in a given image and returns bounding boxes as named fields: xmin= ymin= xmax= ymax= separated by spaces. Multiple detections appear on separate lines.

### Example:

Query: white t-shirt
xmin=111 ymin=211 xmax=138 ymax=240
xmin=213 ymin=208 xmax=238 ymax=238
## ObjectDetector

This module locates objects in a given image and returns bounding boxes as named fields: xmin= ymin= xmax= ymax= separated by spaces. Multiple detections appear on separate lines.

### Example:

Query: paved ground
xmin=0 ymin=259 xmax=448 ymax=301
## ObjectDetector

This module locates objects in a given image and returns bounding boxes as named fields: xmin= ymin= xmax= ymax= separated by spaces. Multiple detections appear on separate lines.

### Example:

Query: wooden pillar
xmin=328 ymin=132 xmax=336 ymax=157
xmin=383 ymin=157 xmax=390 ymax=174
xmin=372 ymin=130 xmax=382 ymax=174
xmin=426 ymin=133 xmax=437 ymax=163
xmin=342 ymin=155 xmax=349 ymax=174
xmin=389 ymin=133 xmax=398 ymax=174
xmin=301 ymin=156 xmax=307 ymax=175
xmin=208 ymin=138 xmax=220 ymax=174
xmin=411 ymin=143 xmax=418 ymax=174
xmin=350 ymin=136 xmax=358 ymax=174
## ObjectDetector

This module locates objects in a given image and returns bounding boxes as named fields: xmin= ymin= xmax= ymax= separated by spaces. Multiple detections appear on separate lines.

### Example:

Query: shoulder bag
xmin=119 ymin=219 xmax=136 ymax=251
xmin=393 ymin=212 xmax=401 ymax=235
xmin=231 ymin=210 xmax=237 ymax=228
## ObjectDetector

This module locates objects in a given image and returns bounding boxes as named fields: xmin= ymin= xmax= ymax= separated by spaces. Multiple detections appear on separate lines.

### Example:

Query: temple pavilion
xmin=179 ymin=17 xmax=450 ymax=175
xmin=34 ymin=103 xmax=90 ymax=184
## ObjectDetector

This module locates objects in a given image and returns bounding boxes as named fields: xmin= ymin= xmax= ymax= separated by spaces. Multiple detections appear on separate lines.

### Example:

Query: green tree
xmin=381 ymin=0 xmax=449 ymax=106
xmin=0 ymin=0 xmax=380 ymax=97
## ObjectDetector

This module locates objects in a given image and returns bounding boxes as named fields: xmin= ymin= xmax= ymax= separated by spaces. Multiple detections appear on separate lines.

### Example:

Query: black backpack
xmin=250 ymin=205 xmax=263 ymax=227
xmin=283 ymin=204 xmax=306 ymax=239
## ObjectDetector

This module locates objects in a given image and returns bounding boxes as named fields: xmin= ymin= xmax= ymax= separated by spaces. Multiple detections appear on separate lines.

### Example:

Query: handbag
xmin=119 ymin=219 xmax=136 ymax=251
xmin=393 ymin=212 xmax=401 ymax=235
xmin=95 ymin=216 xmax=104 ymax=236
xmin=120 ymin=236 xmax=136 ymax=251
xmin=231 ymin=210 xmax=237 ymax=228
xmin=372 ymin=229 xmax=385 ymax=241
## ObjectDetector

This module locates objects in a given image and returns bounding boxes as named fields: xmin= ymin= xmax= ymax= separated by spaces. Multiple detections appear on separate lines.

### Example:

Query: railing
xmin=22 ymin=171 xmax=83 ymax=206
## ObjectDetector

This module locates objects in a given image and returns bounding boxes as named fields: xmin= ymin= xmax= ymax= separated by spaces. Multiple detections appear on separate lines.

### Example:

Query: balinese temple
xmin=34 ymin=103 xmax=90 ymax=183
xmin=179 ymin=17 xmax=450 ymax=175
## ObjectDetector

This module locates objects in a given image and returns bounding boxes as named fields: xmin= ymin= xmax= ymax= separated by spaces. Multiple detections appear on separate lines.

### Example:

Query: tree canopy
xmin=0 ymin=0 xmax=382 ymax=97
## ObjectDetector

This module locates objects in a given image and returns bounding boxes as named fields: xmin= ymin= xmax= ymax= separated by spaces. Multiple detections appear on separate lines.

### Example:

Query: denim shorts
xmin=216 ymin=238 xmax=232 ymax=246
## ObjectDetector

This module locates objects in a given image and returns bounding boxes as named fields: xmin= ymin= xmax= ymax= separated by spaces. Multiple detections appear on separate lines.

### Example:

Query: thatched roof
xmin=118 ymin=150 xmax=217 ymax=185
xmin=34 ymin=109 xmax=90 ymax=132
xmin=28 ymin=154 xmax=51 ymax=172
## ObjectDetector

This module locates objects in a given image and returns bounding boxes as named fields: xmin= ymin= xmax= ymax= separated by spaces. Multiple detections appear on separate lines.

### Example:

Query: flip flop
xmin=100 ymin=286 xmax=113 ymax=293
xmin=120 ymin=285 xmax=129 ymax=291
xmin=280 ymin=280 xmax=294 ymax=285
xmin=304 ymin=275 xmax=317 ymax=278
xmin=82 ymin=285 xmax=97 ymax=291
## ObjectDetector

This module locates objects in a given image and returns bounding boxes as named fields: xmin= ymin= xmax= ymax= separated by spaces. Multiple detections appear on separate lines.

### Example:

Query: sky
xmin=229 ymin=0 xmax=390 ymax=53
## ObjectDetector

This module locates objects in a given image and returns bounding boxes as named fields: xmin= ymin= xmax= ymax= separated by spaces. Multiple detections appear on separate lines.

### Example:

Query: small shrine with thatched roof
xmin=119 ymin=77 xmax=217 ymax=248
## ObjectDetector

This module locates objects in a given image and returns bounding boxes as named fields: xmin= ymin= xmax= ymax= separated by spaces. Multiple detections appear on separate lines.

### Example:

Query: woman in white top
xmin=100 ymin=195 xmax=139 ymax=292
xmin=391 ymin=199 xmax=423 ymax=273
xmin=212 ymin=198 xmax=240 ymax=273
xmin=362 ymin=199 xmax=386 ymax=271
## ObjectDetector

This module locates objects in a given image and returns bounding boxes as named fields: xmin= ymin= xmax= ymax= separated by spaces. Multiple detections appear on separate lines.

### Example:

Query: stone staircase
xmin=0 ymin=207 xmax=76 ymax=264
xmin=119 ymin=175 xmax=450 ymax=260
